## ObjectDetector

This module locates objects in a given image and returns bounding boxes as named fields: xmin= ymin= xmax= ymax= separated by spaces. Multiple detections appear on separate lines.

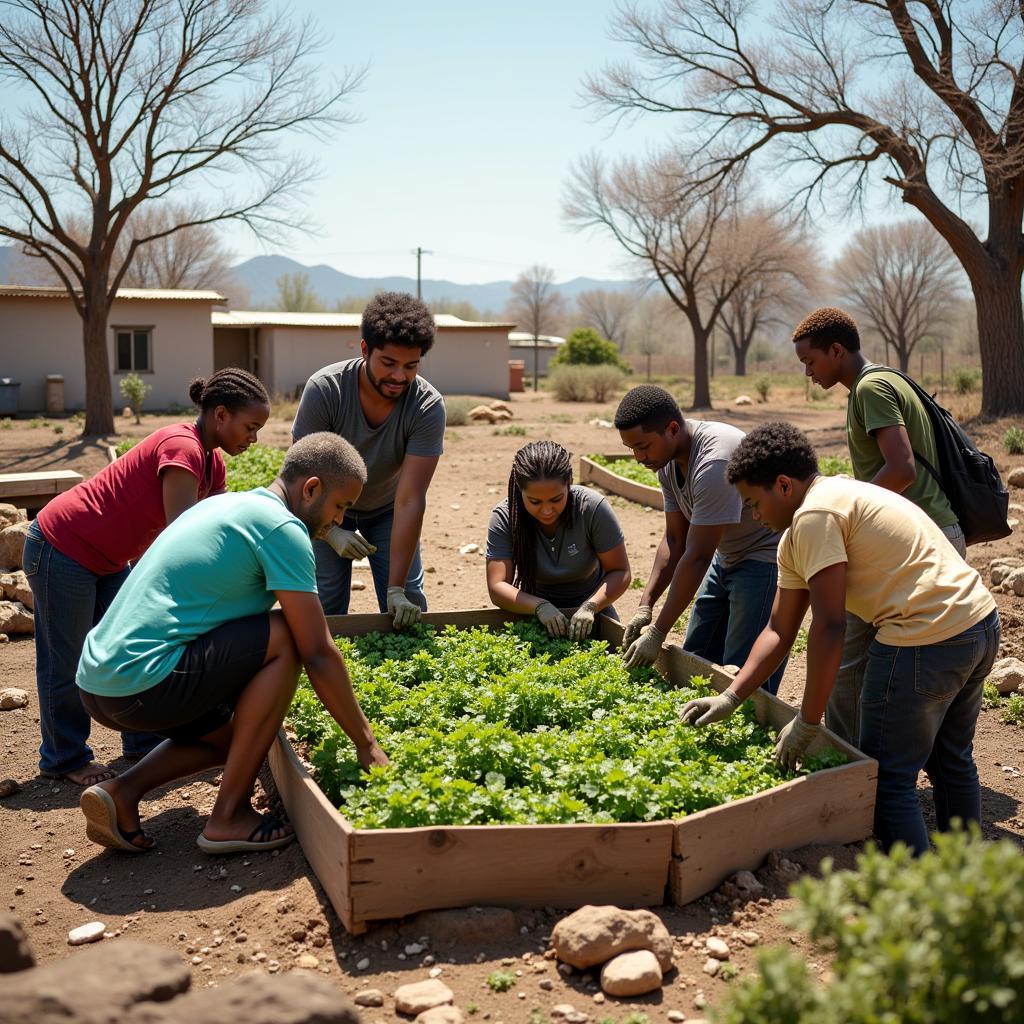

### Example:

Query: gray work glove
xmin=679 ymin=688 xmax=742 ymax=727
xmin=622 ymin=605 xmax=652 ymax=648
xmin=568 ymin=600 xmax=599 ymax=642
xmin=325 ymin=525 xmax=377 ymax=560
xmin=774 ymin=716 xmax=820 ymax=770
xmin=621 ymin=623 xmax=666 ymax=669
xmin=386 ymin=586 xmax=422 ymax=630
xmin=535 ymin=600 xmax=569 ymax=638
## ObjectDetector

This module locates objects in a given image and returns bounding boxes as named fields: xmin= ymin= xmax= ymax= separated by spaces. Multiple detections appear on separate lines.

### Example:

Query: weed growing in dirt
xmin=52 ymin=424 xmax=64 ymax=435
xmin=1004 ymin=427 xmax=1024 ymax=455
xmin=494 ymin=425 xmax=527 ymax=436
xmin=754 ymin=375 xmax=771 ymax=402
xmin=952 ymin=366 xmax=981 ymax=395
xmin=983 ymin=682 xmax=1004 ymax=710
xmin=486 ymin=970 xmax=517 ymax=992
xmin=621 ymin=1014 xmax=650 ymax=1024
xmin=28 ymin=418 xmax=42 ymax=428
xmin=791 ymin=628 xmax=809 ymax=656
xmin=1002 ymin=694 xmax=1024 ymax=727
xmin=0 ymin=418 xmax=10 ymax=429
xmin=444 ymin=397 xmax=473 ymax=426
xmin=466 ymin=1003 xmax=479 ymax=1016
xmin=629 ymin=577 xmax=645 ymax=590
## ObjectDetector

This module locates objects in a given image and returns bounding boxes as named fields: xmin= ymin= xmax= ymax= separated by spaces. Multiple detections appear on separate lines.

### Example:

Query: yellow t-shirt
xmin=777 ymin=476 xmax=995 ymax=647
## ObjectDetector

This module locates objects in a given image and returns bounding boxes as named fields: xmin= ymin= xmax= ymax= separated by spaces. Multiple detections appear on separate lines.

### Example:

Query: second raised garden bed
xmin=579 ymin=454 xmax=664 ymax=510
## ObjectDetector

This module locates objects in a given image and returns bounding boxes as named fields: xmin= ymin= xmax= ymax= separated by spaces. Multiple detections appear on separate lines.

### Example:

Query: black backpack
xmin=857 ymin=367 xmax=1011 ymax=546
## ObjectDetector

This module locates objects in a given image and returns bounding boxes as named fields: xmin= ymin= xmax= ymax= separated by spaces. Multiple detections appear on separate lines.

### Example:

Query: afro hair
xmin=726 ymin=422 xmax=819 ymax=488
xmin=361 ymin=292 xmax=436 ymax=355
xmin=791 ymin=307 xmax=860 ymax=353
xmin=614 ymin=385 xmax=683 ymax=433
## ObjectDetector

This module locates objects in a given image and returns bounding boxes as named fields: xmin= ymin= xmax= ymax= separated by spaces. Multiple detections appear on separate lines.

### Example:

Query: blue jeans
xmin=859 ymin=608 xmax=1000 ymax=855
xmin=683 ymin=554 xmax=786 ymax=694
xmin=22 ymin=522 xmax=160 ymax=775
xmin=313 ymin=505 xmax=427 ymax=616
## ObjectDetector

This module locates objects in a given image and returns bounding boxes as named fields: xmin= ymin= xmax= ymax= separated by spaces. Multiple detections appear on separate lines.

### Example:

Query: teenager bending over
xmin=76 ymin=433 xmax=387 ymax=854
xmin=486 ymin=440 xmax=631 ymax=641
xmin=24 ymin=369 xmax=269 ymax=787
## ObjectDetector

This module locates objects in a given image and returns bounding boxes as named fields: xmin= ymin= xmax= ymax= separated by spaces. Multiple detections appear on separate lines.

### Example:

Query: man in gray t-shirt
xmin=291 ymin=293 xmax=445 ymax=626
xmin=613 ymin=386 xmax=786 ymax=692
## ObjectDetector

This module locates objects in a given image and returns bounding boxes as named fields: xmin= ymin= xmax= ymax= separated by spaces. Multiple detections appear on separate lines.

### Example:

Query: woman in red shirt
xmin=23 ymin=368 xmax=270 ymax=786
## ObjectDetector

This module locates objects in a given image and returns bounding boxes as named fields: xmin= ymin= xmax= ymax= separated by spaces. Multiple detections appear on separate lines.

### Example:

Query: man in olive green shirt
xmin=791 ymin=307 xmax=966 ymax=744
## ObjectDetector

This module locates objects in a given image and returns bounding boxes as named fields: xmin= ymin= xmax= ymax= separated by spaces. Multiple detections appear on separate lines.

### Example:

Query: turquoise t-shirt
xmin=77 ymin=488 xmax=316 ymax=697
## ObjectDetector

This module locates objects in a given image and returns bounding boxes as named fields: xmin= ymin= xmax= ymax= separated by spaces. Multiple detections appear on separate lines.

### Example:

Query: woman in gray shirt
xmin=486 ymin=441 xmax=631 ymax=640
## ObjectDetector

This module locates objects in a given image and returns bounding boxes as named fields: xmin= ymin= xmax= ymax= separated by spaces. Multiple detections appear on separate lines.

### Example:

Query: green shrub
xmin=550 ymin=364 xmax=626 ymax=402
xmin=487 ymin=970 xmax=516 ymax=992
xmin=983 ymin=681 xmax=1003 ymax=710
xmin=52 ymin=424 xmax=64 ymax=435
xmin=818 ymin=455 xmax=852 ymax=477
xmin=589 ymin=454 xmax=659 ymax=489
xmin=551 ymin=327 xmax=628 ymax=370
xmin=119 ymin=373 xmax=150 ymax=424
xmin=952 ymin=366 xmax=980 ymax=395
xmin=1001 ymin=693 xmax=1024 ymax=727
xmin=225 ymin=443 xmax=285 ymax=491
xmin=754 ymin=375 xmax=771 ymax=403
xmin=443 ymin=397 xmax=473 ymax=427
xmin=713 ymin=828 xmax=1024 ymax=1023
xmin=494 ymin=424 xmax=527 ymax=436
xmin=114 ymin=438 xmax=138 ymax=457
xmin=1003 ymin=427 xmax=1024 ymax=455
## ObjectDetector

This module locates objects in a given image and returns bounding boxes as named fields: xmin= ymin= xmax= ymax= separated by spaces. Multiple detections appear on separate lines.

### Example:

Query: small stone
xmin=405 ymin=941 xmax=426 ymax=955
xmin=705 ymin=937 xmax=730 ymax=961
xmin=429 ymin=966 xmax=443 ymax=978
xmin=356 ymin=957 xmax=370 ymax=970
xmin=0 ymin=688 xmax=28 ymax=711
xmin=739 ymin=931 xmax=760 ymax=946
xmin=733 ymin=870 xmax=765 ymax=894
xmin=394 ymin=978 xmax=455 ymax=1015
xmin=702 ymin=957 xmax=720 ymax=977
xmin=229 ymin=885 xmax=241 ymax=893
xmin=551 ymin=1006 xmax=576 ymax=1019
xmin=191 ymin=956 xmax=203 ymax=965
xmin=539 ymin=978 xmax=553 ymax=991
xmin=599 ymin=949 xmax=662 ymax=997
xmin=296 ymin=953 xmax=320 ymax=969
xmin=68 ymin=921 xmax=106 ymax=945
xmin=989 ymin=658 xmax=1024 ymax=695
xmin=458 ymin=543 xmax=479 ymax=555
xmin=667 ymin=1013 xmax=686 ymax=1023
xmin=592 ymin=993 xmax=605 ymax=1004
xmin=0 ymin=779 xmax=20 ymax=798
xmin=354 ymin=988 xmax=385 ymax=1007
xmin=415 ymin=1007 xmax=463 ymax=1024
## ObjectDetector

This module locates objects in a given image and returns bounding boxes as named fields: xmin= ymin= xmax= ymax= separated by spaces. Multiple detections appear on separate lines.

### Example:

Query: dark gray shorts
xmin=80 ymin=614 xmax=271 ymax=743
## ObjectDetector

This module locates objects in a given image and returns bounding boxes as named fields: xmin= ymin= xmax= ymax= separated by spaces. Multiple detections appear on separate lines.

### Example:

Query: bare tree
xmin=586 ymin=0 xmax=1024 ymax=414
xmin=0 ymin=0 xmax=361 ymax=434
xmin=506 ymin=264 xmax=566 ymax=390
xmin=576 ymin=286 xmax=639 ymax=352
xmin=834 ymin=219 xmax=964 ymax=373
xmin=276 ymin=271 xmax=325 ymax=312
xmin=628 ymin=291 xmax=676 ymax=380
xmin=565 ymin=151 xmax=798 ymax=408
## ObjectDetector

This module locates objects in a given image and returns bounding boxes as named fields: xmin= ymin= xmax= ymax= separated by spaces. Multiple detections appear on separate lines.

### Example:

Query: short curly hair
xmin=726 ymin=422 xmax=819 ymax=488
xmin=614 ymin=385 xmax=683 ymax=433
xmin=361 ymin=292 xmax=436 ymax=356
xmin=791 ymin=307 xmax=860 ymax=353
xmin=282 ymin=432 xmax=367 ymax=493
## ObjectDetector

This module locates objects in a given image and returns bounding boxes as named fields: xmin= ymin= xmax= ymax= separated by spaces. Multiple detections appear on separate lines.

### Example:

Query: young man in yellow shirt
xmin=680 ymin=422 xmax=999 ymax=855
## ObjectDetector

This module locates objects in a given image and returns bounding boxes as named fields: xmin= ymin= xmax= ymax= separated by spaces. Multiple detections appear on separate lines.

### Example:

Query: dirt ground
xmin=2 ymin=384 xmax=1023 ymax=1020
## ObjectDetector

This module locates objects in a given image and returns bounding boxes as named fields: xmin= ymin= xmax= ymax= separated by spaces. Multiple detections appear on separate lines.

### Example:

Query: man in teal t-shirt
xmin=76 ymin=432 xmax=388 ymax=856
xmin=791 ymin=307 xmax=966 ymax=746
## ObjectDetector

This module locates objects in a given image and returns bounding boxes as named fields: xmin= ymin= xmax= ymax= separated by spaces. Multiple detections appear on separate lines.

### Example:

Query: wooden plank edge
xmin=578 ymin=455 xmax=664 ymax=511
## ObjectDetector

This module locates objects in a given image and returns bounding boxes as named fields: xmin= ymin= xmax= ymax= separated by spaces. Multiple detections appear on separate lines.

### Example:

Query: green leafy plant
xmin=952 ymin=366 xmax=981 ymax=395
xmin=983 ymin=681 xmax=1003 ymax=710
xmin=1001 ymin=694 xmax=1024 ymax=727
xmin=0 ymin=418 xmax=11 ymax=430
xmin=119 ymin=372 xmax=150 ymax=424
xmin=621 ymin=1014 xmax=650 ymax=1024
xmin=714 ymin=828 xmax=1024 ymax=1024
xmin=466 ymin=1003 xmax=479 ymax=1016
xmin=791 ymin=628 xmax=809 ymax=656
xmin=27 ymin=418 xmax=42 ymax=428
xmin=589 ymin=454 xmax=659 ymax=489
xmin=629 ymin=576 xmax=645 ymax=590
xmin=288 ymin=622 xmax=845 ymax=829
xmin=1003 ymin=427 xmax=1024 ymax=455
xmin=818 ymin=455 xmax=852 ymax=477
xmin=550 ymin=364 xmax=625 ymax=402
xmin=487 ymin=970 xmax=517 ymax=992
xmin=494 ymin=424 xmax=527 ymax=436
xmin=719 ymin=961 xmax=740 ymax=981
xmin=52 ymin=424 xmax=64 ymax=435
xmin=114 ymin=438 xmax=138 ymax=458
xmin=753 ymin=375 xmax=771 ymax=403
xmin=551 ymin=327 xmax=629 ymax=370
xmin=225 ymin=443 xmax=285 ymax=492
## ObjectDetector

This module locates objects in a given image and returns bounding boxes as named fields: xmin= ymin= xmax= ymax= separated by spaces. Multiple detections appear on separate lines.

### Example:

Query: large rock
xmin=992 ymin=562 xmax=1022 ymax=586
xmin=394 ymin=980 xmax=455 ymax=1015
xmin=127 ymin=972 xmax=359 ymax=1024
xmin=1 ymin=940 xmax=190 ymax=1024
xmin=0 ymin=687 xmax=29 ymax=710
xmin=0 ymin=571 xmax=31 ymax=609
xmin=551 ymin=905 xmax=673 ymax=972
xmin=467 ymin=405 xmax=499 ymax=424
xmin=0 ymin=914 xmax=34 ymax=973
xmin=1008 ymin=467 xmax=1024 ymax=488
xmin=599 ymin=949 xmax=662 ymax=997
xmin=415 ymin=1008 xmax=463 ymax=1024
xmin=0 ymin=504 xmax=27 ymax=530
xmin=0 ymin=521 xmax=28 ymax=570
xmin=990 ymin=658 xmax=1024 ymax=696
xmin=0 ymin=601 xmax=33 ymax=635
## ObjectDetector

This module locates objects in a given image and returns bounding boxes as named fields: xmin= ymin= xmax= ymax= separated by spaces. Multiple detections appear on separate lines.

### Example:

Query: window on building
xmin=114 ymin=328 xmax=152 ymax=372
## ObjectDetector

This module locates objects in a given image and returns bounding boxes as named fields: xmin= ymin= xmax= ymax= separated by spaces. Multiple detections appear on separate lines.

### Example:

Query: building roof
xmin=0 ymin=284 xmax=226 ymax=302
xmin=508 ymin=332 xmax=565 ymax=348
xmin=213 ymin=310 xmax=516 ymax=330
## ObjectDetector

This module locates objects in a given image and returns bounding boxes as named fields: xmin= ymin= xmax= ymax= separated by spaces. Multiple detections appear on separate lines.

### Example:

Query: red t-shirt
xmin=38 ymin=423 xmax=227 ymax=575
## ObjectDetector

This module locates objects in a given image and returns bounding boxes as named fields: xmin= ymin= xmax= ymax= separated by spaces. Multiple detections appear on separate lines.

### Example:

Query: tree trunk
xmin=733 ymin=344 xmax=747 ymax=376
xmin=646 ymin=353 xmax=652 ymax=381
xmin=533 ymin=335 xmax=539 ymax=392
xmin=692 ymin=327 xmax=712 ymax=410
xmin=973 ymin=272 xmax=1024 ymax=415
xmin=82 ymin=298 xmax=114 ymax=435
xmin=896 ymin=347 xmax=910 ymax=373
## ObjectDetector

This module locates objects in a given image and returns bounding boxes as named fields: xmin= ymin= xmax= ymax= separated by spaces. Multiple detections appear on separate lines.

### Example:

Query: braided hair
xmin=188 ymin=368 xmax=269 ymax=413
xmin=507 ymin=440 xmax=576 ymax=595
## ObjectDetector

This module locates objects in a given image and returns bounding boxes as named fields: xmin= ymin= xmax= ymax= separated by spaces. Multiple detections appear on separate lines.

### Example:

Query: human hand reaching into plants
xmin=679 ymin=689 xmax=742 ymax=727
xmin=568 ymin=600 xmax=599 ymax=642
xmin=621 ymin=622 xmax=666 ymax=668
xmin=774 ymin=716 xmax=820 ymax=769
xmin=535 ymin=600 xmax=569 ymax=638
xmin=387 ymin=587 xmax=422 ymax=629
xmin=356 ymin=739 xmax=390 ymax=770
xmin=622 ymin=605 xmax=652 ymax=648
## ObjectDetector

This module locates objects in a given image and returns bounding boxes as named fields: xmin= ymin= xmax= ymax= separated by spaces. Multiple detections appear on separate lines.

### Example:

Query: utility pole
xmin=412 ymin=247 xmax=433 ymax=300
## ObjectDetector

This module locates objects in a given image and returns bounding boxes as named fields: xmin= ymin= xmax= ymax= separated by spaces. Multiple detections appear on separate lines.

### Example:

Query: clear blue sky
xmin=224 ymin=0 xmax=677 ymax=284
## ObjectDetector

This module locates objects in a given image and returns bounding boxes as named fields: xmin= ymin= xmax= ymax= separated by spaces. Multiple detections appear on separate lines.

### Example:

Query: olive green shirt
xmin=846 ymin=364 xmax=958 ymax=529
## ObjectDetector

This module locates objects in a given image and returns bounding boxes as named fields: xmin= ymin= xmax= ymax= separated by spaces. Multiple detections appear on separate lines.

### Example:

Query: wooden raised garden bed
xmin=269 ymin=609 xmax=876 ymax=933
xmin=579 ymin=454 xmax=664 ymax=510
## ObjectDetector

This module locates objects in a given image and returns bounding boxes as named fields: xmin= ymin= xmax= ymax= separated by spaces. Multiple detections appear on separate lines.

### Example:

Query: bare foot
xmin=59 ymin=761 xmax=118 ymax=787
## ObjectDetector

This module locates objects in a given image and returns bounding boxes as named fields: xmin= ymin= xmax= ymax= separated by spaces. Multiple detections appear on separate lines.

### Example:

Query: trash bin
xmin=509 ymin=359 xmax=525 ymax=393
xmin=45 ymin=374 xmax=65 ymax=415
xmin=0 ymin=378 xmax=20 ymax=416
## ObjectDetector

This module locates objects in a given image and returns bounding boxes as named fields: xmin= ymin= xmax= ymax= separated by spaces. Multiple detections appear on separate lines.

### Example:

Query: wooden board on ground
xmin=0 ymin=469 xmax=82 ymax=512
xmin=579 ymin=454 xmax=664 ymax=510
xmin=269 ymin=608 xmax=877 ymax=932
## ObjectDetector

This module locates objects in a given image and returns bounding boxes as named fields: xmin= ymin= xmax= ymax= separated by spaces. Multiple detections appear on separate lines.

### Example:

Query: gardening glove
xmin=325 ymin=524 xmax=377 ymax=560
xmin=568 ymin=600 xmax=600 ymax=642
xmin=774 ymin=716 xmax=820 ymax=770
xmin=387 ymin=586 xmax=422 ymax=630
xmin=535 ymin=600 xmax=569 ymax=638
xmin=679 ymin=688 xmax=742 ymax=728
xmin=622 ymin=605 xmax=652 ymax=648
xmin=622 ymin=623 xmax=666 ymax=669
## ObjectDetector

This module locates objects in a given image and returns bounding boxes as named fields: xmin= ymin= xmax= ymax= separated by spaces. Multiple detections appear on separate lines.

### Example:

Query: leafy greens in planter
xmin=288 ymin=621 xmax=845 ymax=828
xmin=589 ymin=453 xmax=660 ymax=489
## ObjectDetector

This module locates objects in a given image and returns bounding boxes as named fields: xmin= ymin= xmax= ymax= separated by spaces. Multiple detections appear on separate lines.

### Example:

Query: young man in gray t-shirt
xmin=613 ymin=386 xmax=785 ymax=692
xmin=291 ymin=292 xmax=445 ymax=627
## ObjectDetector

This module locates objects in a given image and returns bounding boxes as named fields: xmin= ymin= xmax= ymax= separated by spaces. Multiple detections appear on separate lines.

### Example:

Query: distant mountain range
xmin=0 ymin=246 xmax=639 ymax=314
